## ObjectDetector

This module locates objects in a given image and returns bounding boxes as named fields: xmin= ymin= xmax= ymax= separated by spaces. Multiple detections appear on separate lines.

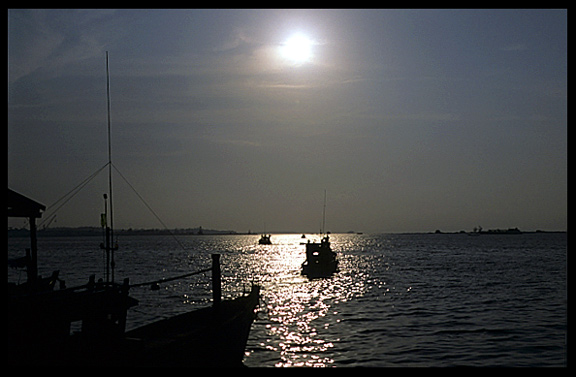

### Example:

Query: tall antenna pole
xmin=322 ymin=189 xmax=327 ymax=235
xmin=106 ymin=51 xmax=115 ymax=282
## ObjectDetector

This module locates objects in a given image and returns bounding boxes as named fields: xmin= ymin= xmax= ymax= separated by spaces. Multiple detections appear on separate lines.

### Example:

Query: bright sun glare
xmin=280 ymin=33 xmax=313 ymax=65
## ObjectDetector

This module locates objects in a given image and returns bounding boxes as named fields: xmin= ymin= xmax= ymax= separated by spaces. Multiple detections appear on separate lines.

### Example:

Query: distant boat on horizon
xmin=468 ymin=226 xmax=522 ymax=236
xmin=258 ymin=234 xmax=272 ymax=244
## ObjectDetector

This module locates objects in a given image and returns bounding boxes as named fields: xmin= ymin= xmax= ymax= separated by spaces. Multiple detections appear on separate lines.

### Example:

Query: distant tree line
xmin=8 ymin=226 xmax=237 ymax=237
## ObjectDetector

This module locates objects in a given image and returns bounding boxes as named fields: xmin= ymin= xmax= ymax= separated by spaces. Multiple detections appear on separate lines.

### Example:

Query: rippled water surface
xmin=8 ymin=232 xmax=566 ymax=367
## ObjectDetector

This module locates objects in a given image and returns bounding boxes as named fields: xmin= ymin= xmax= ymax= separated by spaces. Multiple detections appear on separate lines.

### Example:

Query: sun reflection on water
xmin=262 ymin=279 xmax=338 ymax=367
xmin=239 ymin=234 xmax=370 ymax=367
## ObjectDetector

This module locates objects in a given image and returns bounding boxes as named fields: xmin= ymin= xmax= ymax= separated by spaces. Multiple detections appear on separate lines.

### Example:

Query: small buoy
xmin=150 ymin=282 xmax=160 ymax=291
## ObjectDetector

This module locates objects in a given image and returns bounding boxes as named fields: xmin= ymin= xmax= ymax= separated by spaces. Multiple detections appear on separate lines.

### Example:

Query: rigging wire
xmin=31 ymin=160 xmax=191 ymax=254
xmin=28 ymin=160 xmax=192 ymax=261
xmin=111 ymin=163 xmax=189 ymax=252
xmin=130 ymin=267 xmax=212 ymax=289
xmin=38 ymin=163 xmax=109 ymax=229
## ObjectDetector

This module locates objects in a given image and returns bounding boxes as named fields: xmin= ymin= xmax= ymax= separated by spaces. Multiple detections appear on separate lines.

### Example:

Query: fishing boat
xmin=258 ymin=234 xmax=272 ymax=244
xmin=301 ymin=190 xmax=338 ymax=278
xmin=118 ymin=284 xmax=260 ymax=367
xmin=468 ymin=226 xmax=482 ymax=236
xmin=57 ymin=279 xmax=259 ymax=367
xmin=7 ymin=188 xmax=139 ymax=366
xmin=301 ymin=235 xmax=338 ymax=278
xmin=7 ymin=52 xmax=259 ymax=367
xmin=7 ymin=198 xmax=258 ymax=367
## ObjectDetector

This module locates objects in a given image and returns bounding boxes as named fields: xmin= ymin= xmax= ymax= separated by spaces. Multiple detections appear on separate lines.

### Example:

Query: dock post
xmin=118 ymin=278 xmax=130 ymax=334
xmin=212 ymin=254 xmax=222 ymax=307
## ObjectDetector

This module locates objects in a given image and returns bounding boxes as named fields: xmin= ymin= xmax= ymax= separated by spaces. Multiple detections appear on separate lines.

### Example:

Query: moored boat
xmin=118 ymin=285 xmax=260 ymax=367
xmin=7 ymin=188 xmax=139 ymax=366
xmin=7 ymin=188 xmax=260 ymax=367
xmin=7 ymin=52 xmax=259 ymax=367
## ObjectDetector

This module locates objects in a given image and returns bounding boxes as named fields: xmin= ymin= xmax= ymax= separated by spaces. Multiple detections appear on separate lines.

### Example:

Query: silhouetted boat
xmin=301 ymin=235 xmax=338 ymax=278
xmin=258 ymin=234 xmax=272 ymax=244
xmin=7 ymin=188 xmax=139 ymax=366
xmin=7 ymin=196 xmax=258 ymax=366
xmin=468 ymin=226 xmax=482 ymax=236
xmin=468 ymin=226 xmax=522 ymax=236
xmin=47 ymin=283 xmax=259 ymax=367
xmin=7 ymin=52 xmax=259 ymax=367
xmin=117 ymin=285 xmax=260 ymax=367
xmin=301 ymin=191 xmax=338 ymax=278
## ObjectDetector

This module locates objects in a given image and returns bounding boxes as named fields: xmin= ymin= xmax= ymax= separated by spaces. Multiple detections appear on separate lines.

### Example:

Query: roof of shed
xmin=7 ymin=188 xmax=46 ymax=218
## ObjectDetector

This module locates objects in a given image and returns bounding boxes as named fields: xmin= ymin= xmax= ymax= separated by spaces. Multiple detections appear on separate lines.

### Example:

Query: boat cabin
xmin=302 ymin=236 xmax=338 ymax=278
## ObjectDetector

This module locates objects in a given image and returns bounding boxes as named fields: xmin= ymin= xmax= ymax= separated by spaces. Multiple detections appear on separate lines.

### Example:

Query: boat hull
xmin=117 ymin=285 xmax=260 ymax=367
xmin=8 ymin=285 xmax=260 ymax=367
xmin=301 ymin=238 xmax=338 ymax=278
xmin=301 ymin=260 xmax=338 ymax=278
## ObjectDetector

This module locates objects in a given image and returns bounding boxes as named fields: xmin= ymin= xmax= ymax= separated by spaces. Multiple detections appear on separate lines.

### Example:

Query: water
xmin=8 ymin=232 xmax=567 ymax=367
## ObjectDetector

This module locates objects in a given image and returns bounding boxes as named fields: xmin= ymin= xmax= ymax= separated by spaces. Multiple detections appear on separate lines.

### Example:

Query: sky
xmin=8 ymin=9 xmax=567 ymax=234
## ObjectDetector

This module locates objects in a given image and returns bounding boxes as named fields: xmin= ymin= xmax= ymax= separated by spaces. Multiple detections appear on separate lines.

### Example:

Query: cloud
xmin=213 ymin=27 xmax=263 ymax=55
xmin=8 ymin=10 xmax=65 ymax=82
xmin=8 ymin=9 xmax=126 ymax=83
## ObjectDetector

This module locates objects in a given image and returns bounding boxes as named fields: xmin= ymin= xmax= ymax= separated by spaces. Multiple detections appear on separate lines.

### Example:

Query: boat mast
xmin=322 ymin=189 xmax=327 ymax=236
xmin=106 ymin=51 xmax=116 ymax=283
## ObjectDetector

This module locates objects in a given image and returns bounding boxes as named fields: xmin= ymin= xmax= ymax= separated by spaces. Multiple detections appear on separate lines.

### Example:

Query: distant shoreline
xmin=7 ymin=227 xmax=566 ymax=238
xmin=7 ymin=226 xmax=237 ymax=238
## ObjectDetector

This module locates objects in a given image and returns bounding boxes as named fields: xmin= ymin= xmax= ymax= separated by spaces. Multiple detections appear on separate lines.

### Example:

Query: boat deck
xmin=120 ymin=285 xmax=260 ymax=367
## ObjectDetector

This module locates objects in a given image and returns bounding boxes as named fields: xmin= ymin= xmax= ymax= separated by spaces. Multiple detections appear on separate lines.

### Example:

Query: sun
xmin=280 ymin=33 xmax=313 ymax=65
